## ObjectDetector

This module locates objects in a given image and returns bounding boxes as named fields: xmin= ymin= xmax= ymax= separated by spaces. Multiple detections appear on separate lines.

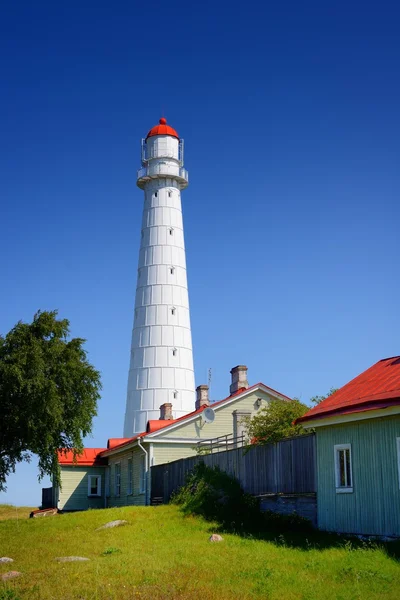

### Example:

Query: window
xmin=127 ymin=458 xmax=133 ymax=495
xmin=105 ymin=468 xmax=110 ymax=497
xmin=172 ymin=348 xmax=177 ymax=357
xmin=169 ymin=228 xmax=174 ymax=236
xmin=334 ymin=444 xmax=353 ymax=493
xmin=173 ymin=390 xmax=178 ymax=399
xmin=114 ymin=463 xmax=121 ymax=497
xmin=168 ymin=191 xmax=172 ymax=198
xmin=154 ymin=191 xmax=158 ymax=197
xmin=171 ymin=307 xmax=176 ymax=316
xmin=88 ymin=475 xmax=101 ymax=497
xmin=170 ymin=267 xmax=175 ymax=275
xmin=139 ymin=455 xmax=146 ymax=494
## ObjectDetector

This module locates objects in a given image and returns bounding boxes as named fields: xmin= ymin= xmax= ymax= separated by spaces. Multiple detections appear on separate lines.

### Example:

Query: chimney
xmin=160 ymin=403 xmax=173 ymax=420
xmin=230 ymin=365 xmax=249 ymax=395
xmin=195 ymin=385 xmax=210 ymax=410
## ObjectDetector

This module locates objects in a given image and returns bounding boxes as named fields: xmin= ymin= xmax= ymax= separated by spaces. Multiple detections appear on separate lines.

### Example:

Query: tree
xmin=310 ymin=387 xmax=338 ymax=405
xmin=0 ymin=310 xmax=101 ymax=491
xmin=245 ymin=399 xmax=310 ymax=445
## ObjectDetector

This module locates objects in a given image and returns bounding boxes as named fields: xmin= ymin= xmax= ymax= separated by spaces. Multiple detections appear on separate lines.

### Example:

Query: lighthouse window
xmin=169 ymin=228 xmax=174 ymax=236
xmin=168 ymin=191 xmax=172 ymax=198
xmin=172 ymin=348 xmax=177 ymax=357
xmin=170 ymin=267 xmax=175 ymax=275
xmin=171 ymin=307 xmax=176 ymax=316
xmin=154 ymin=191 xmax=158 ymax=198
xmin=173 ymin=391 xmax=178 ymax=399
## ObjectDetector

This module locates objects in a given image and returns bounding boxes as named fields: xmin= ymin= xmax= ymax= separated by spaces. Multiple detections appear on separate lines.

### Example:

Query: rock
xmin=2 ymin=571 xmax=22 ymax=581
xmin=209 ymin=534 xmax=223 ymax=542
xmin=0 ymin=557 xmax=14 ymax=563
xmin=55 ymin=556 xmax=90 ymax=562
xmin=96 ymin=520 xmax=128 ymax=531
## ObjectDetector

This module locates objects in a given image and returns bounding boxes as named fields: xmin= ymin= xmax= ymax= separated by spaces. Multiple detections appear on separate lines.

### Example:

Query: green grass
xmin=0 ymin=505 xmax=400 ymax=599
xmin=0 ymin=505 xmax=37 ymax=521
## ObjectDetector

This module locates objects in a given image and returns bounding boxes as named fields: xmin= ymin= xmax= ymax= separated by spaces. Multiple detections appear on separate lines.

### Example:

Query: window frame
xmin=127 ymin=458 xmax=133 ymax=495
xmin=105 ymin=467 xmax=110 ymax=497
xmin=334 ymin=444 xmax=353 ymax=493
xmin=114 ymin=462 xmax=121 ymax=497
xmin=139 ymin=455 xmax=146 ymax=495
xmin=88 ymin=474 xmax=102 ymax=497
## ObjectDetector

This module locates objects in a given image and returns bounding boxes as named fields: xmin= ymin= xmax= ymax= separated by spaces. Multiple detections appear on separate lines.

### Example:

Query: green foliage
xmin=172 ymin=463 xmax=312 ymax=534
xmin=102 ymin=547 xmax=121 ymax=556
xmin=171 ymin=463 xmax=258 ymax=531
xmin=0 ymin=310 xmax=101 ymax=491
xmin=245 ymin=399 xmax=309 ymax=445
xmin=310 ymin=387 xmax=338 ymax=405
xmin=0 ymin=592 xmax=22 ymax=600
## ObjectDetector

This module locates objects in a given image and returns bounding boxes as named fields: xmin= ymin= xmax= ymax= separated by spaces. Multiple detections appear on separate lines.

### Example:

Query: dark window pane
xmin=339 ymin=451 xmax=345 ymax=486
xmin=345 ymin=450 xmax=351 ymax=487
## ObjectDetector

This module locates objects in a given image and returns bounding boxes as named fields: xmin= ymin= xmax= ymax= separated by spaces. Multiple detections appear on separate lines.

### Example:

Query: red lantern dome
xmin=146 ymin=117 xmax=179 ymax=140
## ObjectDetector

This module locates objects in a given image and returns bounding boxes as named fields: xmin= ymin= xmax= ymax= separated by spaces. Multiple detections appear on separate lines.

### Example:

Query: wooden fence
xmin=151 ymin=433 xmax=316 ymax=504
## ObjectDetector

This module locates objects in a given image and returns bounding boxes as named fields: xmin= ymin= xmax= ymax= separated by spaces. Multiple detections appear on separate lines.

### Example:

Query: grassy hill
xmin=0 ymin=505 xmax=400 ymax=599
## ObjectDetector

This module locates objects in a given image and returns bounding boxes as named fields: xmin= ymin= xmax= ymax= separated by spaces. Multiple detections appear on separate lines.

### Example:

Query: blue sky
xmin=1 ymin=1 xmax=399 ymax=505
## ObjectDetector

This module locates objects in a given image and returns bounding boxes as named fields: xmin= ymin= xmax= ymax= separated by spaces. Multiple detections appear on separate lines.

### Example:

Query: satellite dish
xmin=202 ymin=407 xmax=215 ymax=424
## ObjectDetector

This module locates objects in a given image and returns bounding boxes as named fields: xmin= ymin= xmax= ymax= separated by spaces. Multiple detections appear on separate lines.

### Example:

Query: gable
xmin=154 ymin=389 xmax=275 ymax=440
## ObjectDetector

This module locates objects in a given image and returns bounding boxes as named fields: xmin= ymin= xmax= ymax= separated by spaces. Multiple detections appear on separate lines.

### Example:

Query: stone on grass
xmin=2 ymin=571 xmax=22 ymax=581
xmin=0 ymin=557 xmax=14 ymax=563
xmin=209 ymin=534 xmax=223 ymax=542
xmin=55 ymin=556 xmax=90 ymax=562
xmin=96 ymin=519 xmax=128 ymax=531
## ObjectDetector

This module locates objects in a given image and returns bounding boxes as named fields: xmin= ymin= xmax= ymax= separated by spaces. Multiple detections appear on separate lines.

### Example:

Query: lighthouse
xmin=123 ymin=118 xmax=196 ymax=436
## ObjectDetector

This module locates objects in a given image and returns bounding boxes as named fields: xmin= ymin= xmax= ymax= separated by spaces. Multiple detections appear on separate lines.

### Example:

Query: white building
xmin=123 ymin=118 xmax=195 ymax=436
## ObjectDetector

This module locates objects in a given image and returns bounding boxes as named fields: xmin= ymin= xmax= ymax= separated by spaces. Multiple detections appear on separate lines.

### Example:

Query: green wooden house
xmin=296 ymin=356 xmax=400 ymax=537
xmin=57 ymin=365 xmax=292 ymax=511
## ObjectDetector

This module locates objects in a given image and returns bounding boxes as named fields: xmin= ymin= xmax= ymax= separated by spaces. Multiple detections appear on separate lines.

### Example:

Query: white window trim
xmin=139 ymin=455 xmax=146 ymax=494
xmin=88 ymin=474 xmax=101 ymax=497
xmin=114 ymin=462 xmax=121 ymax=497
xmin=334 ymin=444 xmax=353 ymax=493
xmin=396 ymin=438 xmax=400 ymax=489
xmin=127 ymin=458 xmax=133 ymax=495
xmin=105 ymin=468 xmax=110 ymax=497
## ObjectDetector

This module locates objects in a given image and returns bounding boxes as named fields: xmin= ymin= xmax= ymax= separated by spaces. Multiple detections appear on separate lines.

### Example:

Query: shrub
xmin=171 ymin=463 xmax=313 ymax=534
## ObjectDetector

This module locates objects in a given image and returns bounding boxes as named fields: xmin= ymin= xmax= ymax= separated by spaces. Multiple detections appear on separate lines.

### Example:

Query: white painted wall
xmin=123 ymin=130 xmax=195 ymax=436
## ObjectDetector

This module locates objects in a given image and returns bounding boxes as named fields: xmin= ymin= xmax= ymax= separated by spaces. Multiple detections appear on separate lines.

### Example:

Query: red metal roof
xmin=146 ymin=117 xmax=179 ymax=140
xmin=107 ymin=438 xmax=131 ymax=449
xmin=146 ymin=419 xmax=178 ymax=432
xmin=57 ymin=448 xmax=107 ymax=466
xmin=297 ymin=356 xmax=400 ymax=423
xmin=89 ymin=383 xmax=292 ymax=457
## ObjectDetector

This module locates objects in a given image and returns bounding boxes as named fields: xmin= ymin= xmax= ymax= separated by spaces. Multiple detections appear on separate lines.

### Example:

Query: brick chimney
xmin=195 ymin=385 xmax=210 ymax=410
xmin=160 ymin=403 xmax=173 ymax=420
xmin=230 ymin=365 xmax=249 ymax=395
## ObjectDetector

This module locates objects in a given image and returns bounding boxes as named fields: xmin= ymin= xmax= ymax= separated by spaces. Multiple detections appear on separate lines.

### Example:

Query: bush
xmin=171 ymin=463 xmax=313 ymax=534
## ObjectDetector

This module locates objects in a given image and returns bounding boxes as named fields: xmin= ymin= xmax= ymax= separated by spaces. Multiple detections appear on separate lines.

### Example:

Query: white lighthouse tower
xmin=123 ymin=118 xmax=195 ymax=436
